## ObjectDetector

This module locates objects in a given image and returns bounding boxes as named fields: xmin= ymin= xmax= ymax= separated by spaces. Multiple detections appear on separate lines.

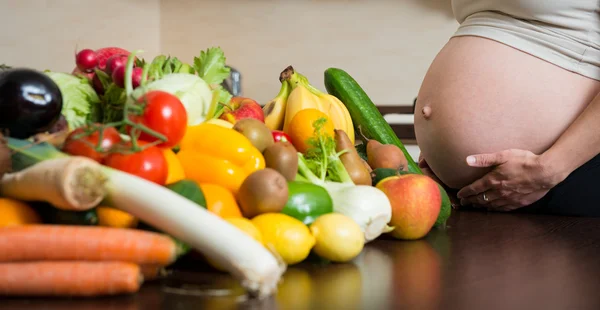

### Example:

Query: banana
xmin=280 ymin=66 xmax=355 ymax=144
xmin=263 ymin=80 xmax=291 ymax=130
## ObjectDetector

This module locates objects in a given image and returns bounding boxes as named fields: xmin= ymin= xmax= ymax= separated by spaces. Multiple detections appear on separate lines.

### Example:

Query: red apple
xmin=220 ymin=97 xmax=264 ymax=124
xmin=376 ymin=174 xmax=441 ymax=240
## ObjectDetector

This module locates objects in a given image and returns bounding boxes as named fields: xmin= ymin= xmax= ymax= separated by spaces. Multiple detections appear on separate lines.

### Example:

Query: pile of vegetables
xmin=0 ymin=46 xmax=452 ymax=300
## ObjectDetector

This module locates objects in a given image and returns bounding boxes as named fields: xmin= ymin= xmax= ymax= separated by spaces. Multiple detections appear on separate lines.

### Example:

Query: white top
xmin=451 ymin=0 xmax=600 ymax=80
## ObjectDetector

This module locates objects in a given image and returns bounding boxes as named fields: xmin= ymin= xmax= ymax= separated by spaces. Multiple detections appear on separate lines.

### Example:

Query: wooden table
xmin=3 ymin=210 xmax=599 ymax=310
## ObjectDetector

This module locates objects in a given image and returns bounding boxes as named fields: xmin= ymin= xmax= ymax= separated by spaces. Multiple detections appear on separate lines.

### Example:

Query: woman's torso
xmin=414 ymin=1 xmax=600 ymax=189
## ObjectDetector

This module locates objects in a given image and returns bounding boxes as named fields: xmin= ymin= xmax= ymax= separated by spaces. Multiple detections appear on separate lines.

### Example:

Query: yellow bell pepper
xmin=176 ymin=123 xmax=265 ymax=194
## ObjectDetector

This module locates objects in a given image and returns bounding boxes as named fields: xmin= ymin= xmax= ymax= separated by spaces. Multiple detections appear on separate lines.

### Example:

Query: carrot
xmin=0 ymin=225 xmax=178 ymax=265
xmin=0 ymin=261 xmax=142 ymax=297
xmin=0 ymin=156 xmax=107 ymax=211
xmin=140 ymin=264 xmax=166 ymax=281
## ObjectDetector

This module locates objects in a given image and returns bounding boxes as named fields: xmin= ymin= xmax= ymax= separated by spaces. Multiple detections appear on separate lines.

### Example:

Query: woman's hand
xmin=456 ymin=149 xmax=563 ymax=211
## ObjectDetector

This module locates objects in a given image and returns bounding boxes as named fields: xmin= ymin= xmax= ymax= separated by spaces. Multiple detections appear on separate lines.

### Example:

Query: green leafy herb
xmin=193 ymin=47 xmax=231 ymax=85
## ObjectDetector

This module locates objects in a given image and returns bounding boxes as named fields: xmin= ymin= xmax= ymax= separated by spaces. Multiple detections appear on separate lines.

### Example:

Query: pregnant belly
xmin=415 ymin=36 xmax=600 ymax=189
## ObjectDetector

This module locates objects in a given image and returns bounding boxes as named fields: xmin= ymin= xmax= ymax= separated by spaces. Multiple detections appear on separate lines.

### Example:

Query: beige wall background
xmin=1 ymin=0 xmax=458 ymax=106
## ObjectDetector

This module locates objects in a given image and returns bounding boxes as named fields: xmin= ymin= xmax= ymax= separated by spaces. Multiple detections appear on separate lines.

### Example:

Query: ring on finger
xmin=482 ymin=192 xmax=489 ymax=202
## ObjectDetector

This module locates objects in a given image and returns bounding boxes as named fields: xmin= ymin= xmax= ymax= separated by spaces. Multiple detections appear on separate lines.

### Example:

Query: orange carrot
xmin=0 ymin=225 xmax=178 ymax=265
xmin=140 ymin=264 xmax=166 ymax=281
xmin=0 ymin=261 xmax=142 ymax=297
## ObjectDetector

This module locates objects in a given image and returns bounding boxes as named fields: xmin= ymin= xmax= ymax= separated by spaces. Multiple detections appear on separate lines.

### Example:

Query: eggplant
xmin=0 ymin=68 xmax=63 ymax=138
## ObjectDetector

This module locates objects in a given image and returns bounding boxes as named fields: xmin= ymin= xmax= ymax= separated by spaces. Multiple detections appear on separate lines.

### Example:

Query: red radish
xmin=112 ymin=65 xmax=126 ymax=88
xmin=71 ymin=47 xmax=130 ymax=80
xmin=131 ymin=67 xmax=143 ymax=89
xmin=75 ymin=49 xmax=98 ymax=73
xmin=105 ymin=54 xmax=129 ymax=76
xmin=94 ymin=47 xmax=130 ymax=71
xmin=92 ymin=74 xmax=104 ymax=94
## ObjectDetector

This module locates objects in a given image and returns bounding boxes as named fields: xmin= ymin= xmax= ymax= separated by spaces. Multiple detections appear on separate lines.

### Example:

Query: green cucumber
xmin=370 ymin=168 xmax=413 ymax=186
xmin=32 ymin=202 xmax=98 ymax=226
xmin=324 ymin=68 xmax=420 ymax=173
xmin=324 ymin=68 xmax=451 ymax=227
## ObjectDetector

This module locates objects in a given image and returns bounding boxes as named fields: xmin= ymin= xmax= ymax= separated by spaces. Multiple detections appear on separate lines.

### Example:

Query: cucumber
xmin=324 ymin=68 xmax=420 ymax=173
xmin=33 ymin=202 xmax=98 ymax=226
xmin=324 ymin=68 xmax=451 ymax=227
xmin=370 ymin=168 xmax=413 ymax=186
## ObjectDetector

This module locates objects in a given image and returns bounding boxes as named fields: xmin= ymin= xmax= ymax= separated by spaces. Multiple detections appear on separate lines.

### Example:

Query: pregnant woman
xmin=415 ymin=0 xmax=600 ymax=216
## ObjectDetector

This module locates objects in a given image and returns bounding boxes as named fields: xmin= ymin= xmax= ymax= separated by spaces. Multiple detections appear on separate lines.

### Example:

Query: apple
xmin=376 ymin=174 xmax=441 ymax=240
xmin=220 ymin=97 xmax=264 ymax=124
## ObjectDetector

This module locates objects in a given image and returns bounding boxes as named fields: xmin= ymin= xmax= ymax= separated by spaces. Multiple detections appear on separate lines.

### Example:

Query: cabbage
xmin=131 ymin=73 xmax=213 ymax=125
xmin=45 ymin=72 xmax=101 ymax=129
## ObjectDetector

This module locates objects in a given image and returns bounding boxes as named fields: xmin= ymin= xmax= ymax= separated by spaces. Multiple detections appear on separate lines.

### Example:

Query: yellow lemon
xmin=207 ymin=217 xmax=264 ymax=271
xmin=0 ymin=198 xmax=41 ymax=227
xmin=309 ymin=213 xmax=364 ymax=263
xmin=96 ymin=206 xmax=138 ymax=228
xmin=251 ymin=213 xmax=315 ymax=265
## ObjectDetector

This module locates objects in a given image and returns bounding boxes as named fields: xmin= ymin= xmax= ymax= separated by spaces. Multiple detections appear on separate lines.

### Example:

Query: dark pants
xmin=517 ymin=154 xmax=600 ymax=217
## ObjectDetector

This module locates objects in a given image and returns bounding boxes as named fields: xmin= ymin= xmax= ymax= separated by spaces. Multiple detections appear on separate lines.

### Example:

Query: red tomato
xmin=62 ymin=125 xmax=121 ymax=163
xmin=129 ymin=91 xmax=187 ymax=148
xmin=104 ymin=141 xmax=168 ymax=185
xmin=272 ymin=130 xmax=292 ymax=144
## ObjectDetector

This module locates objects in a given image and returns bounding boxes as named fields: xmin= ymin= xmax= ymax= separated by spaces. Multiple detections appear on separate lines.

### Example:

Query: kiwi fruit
xmin=233 ymin=119 xmax=274 ymax=152
xmin=263 ymin=141 xmax=298 ymax=181
xmin=237 ymin=168 xmax=289 ymax=218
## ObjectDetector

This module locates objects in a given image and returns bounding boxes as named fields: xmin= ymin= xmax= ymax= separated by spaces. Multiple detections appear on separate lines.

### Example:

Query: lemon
xmin=207 ymin=217 xmax=264 ymax=271
xmin=309 ymin=213 xmax=364 ymax=263
xmin=251 ymin=213 xmax=315 ymax=265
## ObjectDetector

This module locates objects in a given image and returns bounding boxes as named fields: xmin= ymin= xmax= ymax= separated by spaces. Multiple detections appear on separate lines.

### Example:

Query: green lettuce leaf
xmin=45 ymin=72 xmax=102 ymax=129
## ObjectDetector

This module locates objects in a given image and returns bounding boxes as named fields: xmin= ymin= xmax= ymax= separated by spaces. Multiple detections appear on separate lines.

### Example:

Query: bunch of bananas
xmin=263 ymin=66 xmax=355 ymax=145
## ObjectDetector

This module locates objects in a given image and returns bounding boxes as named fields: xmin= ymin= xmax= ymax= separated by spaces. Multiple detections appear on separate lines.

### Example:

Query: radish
xmin=105 ymin=54 xmax=129 ymax=76
xmin=71 ymin=47 xmax=130 ymax=80
xmin=111 ymin=65 xmax=126 ymax=88
xmin=92 ymin=74 xmax=104 ymax=95
xmin=75 ymin=49 xmax=98 ymax=73
xmin=131 ymin=67 xmax=143 ymax=89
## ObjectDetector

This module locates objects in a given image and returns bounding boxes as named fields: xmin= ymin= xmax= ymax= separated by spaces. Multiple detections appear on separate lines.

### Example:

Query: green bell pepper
xmin=282 ymin=181 xmax=333 ymax=225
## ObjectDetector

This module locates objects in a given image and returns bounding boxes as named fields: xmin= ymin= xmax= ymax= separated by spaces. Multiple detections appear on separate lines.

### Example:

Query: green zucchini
xmin=324 ymin=68 xmax=451 ymax=227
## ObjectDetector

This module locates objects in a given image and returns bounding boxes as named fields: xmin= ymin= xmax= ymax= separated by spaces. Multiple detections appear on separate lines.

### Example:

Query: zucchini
xmin=324 ymin=68 xmax=451 ymax=227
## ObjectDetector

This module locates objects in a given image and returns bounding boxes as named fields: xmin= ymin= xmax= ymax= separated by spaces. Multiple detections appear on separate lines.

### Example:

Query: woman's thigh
xmin=518 ymin=154 xmax=600 ymax=217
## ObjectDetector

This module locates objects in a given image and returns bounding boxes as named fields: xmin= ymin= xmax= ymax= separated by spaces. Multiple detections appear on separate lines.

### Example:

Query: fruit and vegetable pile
xmin=0 ymin=46 xmax=451 ymax=299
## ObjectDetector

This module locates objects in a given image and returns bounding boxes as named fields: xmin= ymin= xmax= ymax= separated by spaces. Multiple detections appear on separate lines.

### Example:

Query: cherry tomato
xmin=104 ymin=141 xmax=168 ymax=185
xmin=272 ymin=130 xmax=292 ymax=144
xmin=62 ymin=125 xmax=121 ymax=163
xmin=129 ymin=91 xmax=187 ymax=148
